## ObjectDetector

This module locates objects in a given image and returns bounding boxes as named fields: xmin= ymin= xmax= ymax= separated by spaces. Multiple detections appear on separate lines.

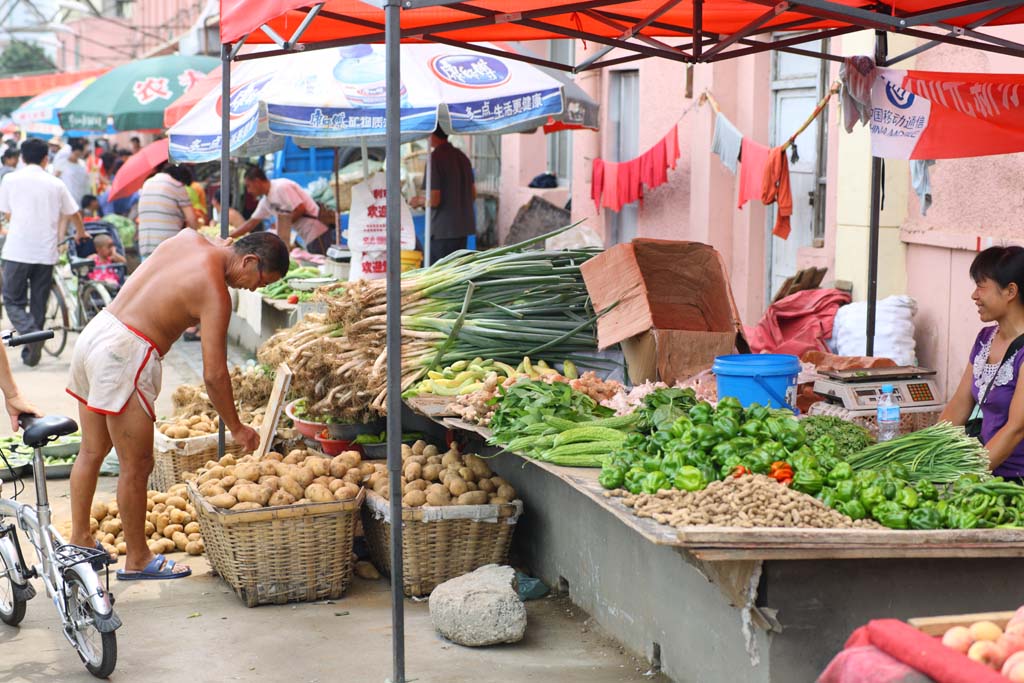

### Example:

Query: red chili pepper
xmin=770 ymin=460 xmax=789 ymax=471
xmin=779 ymin=477 xmax=793 ymax=486
xmin=731 ymin=465 xmax=751 ymax=478
xmin=769 ymin=467 xmax=793 ymax=482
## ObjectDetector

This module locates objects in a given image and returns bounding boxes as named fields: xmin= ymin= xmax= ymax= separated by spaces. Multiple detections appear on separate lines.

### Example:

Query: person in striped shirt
xmin=137 ymin=164 xmax=198 ymax=259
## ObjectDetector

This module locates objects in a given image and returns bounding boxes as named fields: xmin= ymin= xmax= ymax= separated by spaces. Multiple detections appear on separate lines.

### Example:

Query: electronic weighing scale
xmin=813 ymin=366 xmax=943 ymax=412
xmin=808 ymin=366 xmax=944 ymax=432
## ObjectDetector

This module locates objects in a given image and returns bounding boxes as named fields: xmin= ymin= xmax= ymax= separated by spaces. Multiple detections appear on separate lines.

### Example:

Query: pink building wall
xmin=497 ymin=45 xmax=813 ymax=325
xmin=563 ymin=46 xmax=776 ymax=324
xmin=496 ymin=33 xmax=1024 ymax=387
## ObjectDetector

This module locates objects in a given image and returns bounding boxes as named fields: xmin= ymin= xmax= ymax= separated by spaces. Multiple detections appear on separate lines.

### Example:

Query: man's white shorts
xmin=66 ymin=310 xmax=163 ymax=421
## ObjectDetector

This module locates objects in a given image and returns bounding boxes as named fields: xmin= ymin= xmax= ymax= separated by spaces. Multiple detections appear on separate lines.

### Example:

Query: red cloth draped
xmin=737 ymin=138 xmax=769 ymax=208
xmin=762 ymin=146 xmax=793 ymax=239
xmin=744 ymin=288 xmax=850 ymax=357
xmin=591 ymin=125 xmax=680 ymax=212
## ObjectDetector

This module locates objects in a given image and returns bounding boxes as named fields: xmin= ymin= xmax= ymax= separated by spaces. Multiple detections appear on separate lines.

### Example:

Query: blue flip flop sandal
xmin=116 ymin=554 xmax=192 ymax=581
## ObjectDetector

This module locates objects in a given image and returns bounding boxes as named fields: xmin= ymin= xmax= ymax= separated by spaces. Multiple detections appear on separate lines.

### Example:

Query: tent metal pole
xmin=334 ymin=148 xmax=341 ymax=246
xmin=218 ymin=42 xmax=231 ymax=460
xmin=424 ymin=146 xmax=432 ymax=266
xmin=384 ymin=0 xmax=406 ymax=681
xmin=866 ymin=30 xmax=886 ymax=357
xmin=693 ymin=0 xmax=703 ymax=59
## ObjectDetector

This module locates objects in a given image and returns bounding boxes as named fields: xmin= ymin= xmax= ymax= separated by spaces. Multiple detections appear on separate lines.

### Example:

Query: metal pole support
xmin=866 ymin=30 xmax=887 ymax=357
xmin=384 ymin=2 xmax=406 ymax=681
xmin=218 ymin=43 xmax=232 ymax=460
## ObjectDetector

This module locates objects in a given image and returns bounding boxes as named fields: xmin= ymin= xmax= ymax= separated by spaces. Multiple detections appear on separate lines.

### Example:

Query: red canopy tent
xmin=219 ymin=0 xmax=1024 ymax=66
xmin=215 ymin=4 xmax=1024 ymax=682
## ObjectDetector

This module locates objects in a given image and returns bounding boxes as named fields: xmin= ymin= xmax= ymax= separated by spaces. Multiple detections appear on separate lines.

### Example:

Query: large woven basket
xmin=362 ymin=491 xmax=522 ymax=597
xmin=187 ymin=483 xmax=364 ymax=607
xmin=149 ymin=427 xmax=244 ymax=491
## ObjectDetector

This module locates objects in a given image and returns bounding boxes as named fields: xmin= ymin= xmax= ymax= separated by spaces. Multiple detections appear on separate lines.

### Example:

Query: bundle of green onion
xmin=258 ymin=228 xmax=603 ymax=421
xmin=845 ymin=422 xmax=991 ymax=483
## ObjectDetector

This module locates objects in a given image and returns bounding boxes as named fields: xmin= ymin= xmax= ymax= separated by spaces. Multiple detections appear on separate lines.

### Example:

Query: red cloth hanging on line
xmin=761 ymin=146 xmax=793 ymax=239
xmin=737 ymin=138 xmax=769 ymax=208
xmin=591 ymin=124 xmax=680 ymax=213
xmin=622 ymin=156 xmax=642 ymax=206
xmin=640 ymin=124 xmax=680 ymax=189
xmin=602 ymin=160 xmax=622 ymax=210
xmin=591 ymin=158 xmax=604 ymax=211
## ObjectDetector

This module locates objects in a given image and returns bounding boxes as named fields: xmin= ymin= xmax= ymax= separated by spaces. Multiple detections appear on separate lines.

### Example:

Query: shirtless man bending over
xmin=66 ymin=230 xmax=288 ymax=580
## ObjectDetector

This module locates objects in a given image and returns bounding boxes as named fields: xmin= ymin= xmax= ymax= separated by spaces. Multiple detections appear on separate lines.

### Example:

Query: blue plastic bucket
xmin=712 ymin=354 xmax=801 ymax=413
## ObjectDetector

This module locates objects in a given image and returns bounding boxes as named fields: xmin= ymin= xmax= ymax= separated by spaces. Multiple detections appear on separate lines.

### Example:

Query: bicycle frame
xmin=51 ymin=264 xmax=82 ymax=330
xmin=0 ymin=447 xmax=119 ymax=640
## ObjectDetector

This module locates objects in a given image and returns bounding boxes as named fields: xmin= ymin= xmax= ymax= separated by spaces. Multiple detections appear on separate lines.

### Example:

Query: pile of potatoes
xmin=367 ymin=440 xmax=517 ymax=508
xmin=60 ymin=484 xmax=205 ymax=559
xmin=158 ymin=409 xmax=265 ymax=441
xmin=144 ymin=485 xmax=206 ymax=556
xmin=158 ymin=412 xmax=219 ymax=439
xmin=187 ymin=447 xmax=364 ymax=511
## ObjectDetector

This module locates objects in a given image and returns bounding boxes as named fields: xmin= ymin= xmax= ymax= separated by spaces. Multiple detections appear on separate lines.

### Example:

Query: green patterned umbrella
xmin=59 ymin=54 xmax=218 ymax=132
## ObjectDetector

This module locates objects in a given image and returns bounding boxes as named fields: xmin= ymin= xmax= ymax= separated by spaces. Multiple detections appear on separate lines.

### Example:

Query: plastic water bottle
xmin=877 ymin=384 xmax=901 ymax=442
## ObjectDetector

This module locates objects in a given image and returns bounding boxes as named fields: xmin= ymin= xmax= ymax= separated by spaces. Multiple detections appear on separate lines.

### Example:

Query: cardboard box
xmin=581 ymin=239 xmax=747 ymax=385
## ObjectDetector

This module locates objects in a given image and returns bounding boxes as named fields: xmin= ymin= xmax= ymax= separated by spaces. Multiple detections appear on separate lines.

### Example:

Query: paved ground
xmin=0 ymin=331 xmax=667 ymax=683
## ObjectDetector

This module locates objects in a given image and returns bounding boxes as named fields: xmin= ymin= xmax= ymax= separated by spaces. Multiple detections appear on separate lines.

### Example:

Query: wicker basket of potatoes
xmin=361 ymin=440 xmax=523 ymax=597
xmin=150 ymin=412 xmax=246 ymax=491
xmin=184 ymin=447 xmax=364 ymax=607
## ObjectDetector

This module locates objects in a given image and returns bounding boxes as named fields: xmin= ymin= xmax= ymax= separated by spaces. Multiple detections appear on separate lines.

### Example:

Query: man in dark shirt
xmin=410 ymin=127 xmax=476 ymax=264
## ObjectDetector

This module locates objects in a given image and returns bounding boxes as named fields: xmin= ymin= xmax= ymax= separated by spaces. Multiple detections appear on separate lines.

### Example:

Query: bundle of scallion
xmin=845 ymin=422 xmax=991 ymax=483
xmin=257 ymin=227 xmax=605 ymax=422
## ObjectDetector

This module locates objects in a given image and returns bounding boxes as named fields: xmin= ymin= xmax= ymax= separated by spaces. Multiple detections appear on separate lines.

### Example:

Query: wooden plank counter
xmin=404 ymin=395 xmax=459 ymax=419
xmin=402 ymin=398 xmax=1024 ymax=683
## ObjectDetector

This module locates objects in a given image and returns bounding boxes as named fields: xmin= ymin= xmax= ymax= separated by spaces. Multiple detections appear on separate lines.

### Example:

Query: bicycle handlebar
xmin=2 ymin=330 xmax=54 ymax=348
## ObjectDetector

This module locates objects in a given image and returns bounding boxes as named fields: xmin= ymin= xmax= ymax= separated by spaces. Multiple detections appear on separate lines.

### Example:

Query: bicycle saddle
xmin=21 ymin=415 xmax=79 ymax=449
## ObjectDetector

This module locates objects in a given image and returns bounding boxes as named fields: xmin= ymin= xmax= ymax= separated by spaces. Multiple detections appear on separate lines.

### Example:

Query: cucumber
xmin=544 ymin=441 xmax=622 ymax=459
xmin=503 ymin=434 xmax=555 ymax=453
xmin=542 ymin=416 xmax=580 ymax=431
xmin=586 ymin=413 xmax=642 ymax=430
xmin=523 ymin=422 xmax=556 ymax=436
xmin=553 ymin=427 xmax=627 ymax=448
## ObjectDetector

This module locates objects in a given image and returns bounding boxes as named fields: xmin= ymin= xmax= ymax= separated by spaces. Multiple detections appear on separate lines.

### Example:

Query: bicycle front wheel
xmin=79 ymin=281 xmax=113 ymax=327
xmin=0 ymin=552 xmax=26 ymax=626
xmin=65 ymin=573 xmax=116 ymax=678
xmin=43 ymin=284 xmax=69 ymax=357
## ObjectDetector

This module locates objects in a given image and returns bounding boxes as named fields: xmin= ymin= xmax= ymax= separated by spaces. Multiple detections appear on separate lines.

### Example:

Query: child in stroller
xmin=70 ymin=222 xmax=127 ymax=289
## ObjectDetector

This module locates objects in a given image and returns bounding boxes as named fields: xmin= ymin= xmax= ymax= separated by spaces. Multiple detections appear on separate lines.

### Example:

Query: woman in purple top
xmin=941 ymin=246 xmax=1024 ymax=479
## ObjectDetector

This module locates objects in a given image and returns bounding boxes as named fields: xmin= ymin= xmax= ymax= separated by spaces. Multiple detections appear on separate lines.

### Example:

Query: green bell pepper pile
xmin=807 ymin=456 xmax=1024 ymax=530
xmin=598 ymin=393 xmax=812 ymax=495
xmin=595 ymin=389 xmax=1024 ymax=531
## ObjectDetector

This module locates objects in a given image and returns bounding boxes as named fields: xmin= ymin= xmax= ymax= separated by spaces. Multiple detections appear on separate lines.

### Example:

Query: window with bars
xmin=547 ymin=40 xmax=574 ymax=183
xmin=460 ymin=135 xmax=501 ymax=196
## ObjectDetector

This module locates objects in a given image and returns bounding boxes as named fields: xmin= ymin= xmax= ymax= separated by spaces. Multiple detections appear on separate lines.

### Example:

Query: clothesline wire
xmin=699 ymin=81 xmax=841 ymax=151
xmin=583 ymin=98 xmax=698 ymax=162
